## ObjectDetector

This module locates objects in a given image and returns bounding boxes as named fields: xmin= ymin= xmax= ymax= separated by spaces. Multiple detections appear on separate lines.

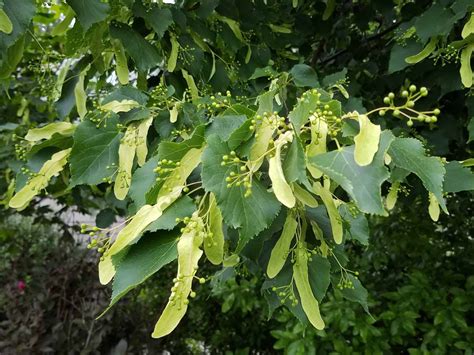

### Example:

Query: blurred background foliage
xmin=1 ymin=0 xmax=473 ymax=353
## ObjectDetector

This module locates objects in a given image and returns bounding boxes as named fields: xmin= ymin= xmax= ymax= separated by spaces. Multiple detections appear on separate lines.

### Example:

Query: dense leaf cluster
xmin=0 ymin=0 xmax=473 ymax=342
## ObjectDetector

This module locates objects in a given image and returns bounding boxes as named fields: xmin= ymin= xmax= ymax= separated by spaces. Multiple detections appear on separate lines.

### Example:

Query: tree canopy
xmin=1 ymin=0 xmax=473 ymax=341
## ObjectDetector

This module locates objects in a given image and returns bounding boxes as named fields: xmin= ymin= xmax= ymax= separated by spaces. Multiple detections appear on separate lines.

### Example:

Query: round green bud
xmin=407 ymin=120 xmax=413 ymax=127
xmin=393 ymin=110 xmax=401 ymax=117
xmin=407 ymin=101 xmax=415 ymax=108
xmin=401 ymin=90 xmax=409 ymax=98
xmin=433 ymin=108 xmax=440 ymax=116
xmin=379 ymin=110 xmax=386 ymax=116
xmin=409 ymin=85 xmax=416 ymax=92
xmin=388 ymin=92 xmax=395 ymax=99
xmin=383 ymin=97 xmax=390 ymax=104
xmin=190 ymin=291 xmax=196 ymax=298
xmin=199 ymin=278 xmax=206 ymax=284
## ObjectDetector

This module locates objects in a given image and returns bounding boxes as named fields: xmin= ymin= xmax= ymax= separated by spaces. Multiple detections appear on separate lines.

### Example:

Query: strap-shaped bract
xmin=306 ymin=115 xmax=328 ymax=179
xmin=268 ymin=131 xmax=296 ymax=208
xmin=9 ymin=148 xmax=72 ymax=211
xmin=112 ymin=39 xmax=129 ymax=85
xmin=313 ymin=181 xmax=343 ymax=244
xmin=203 ymin=193 xmax=225 ymax=265
xmin=428 ymin=192 xmax=440 ymax=222
xmin=354 ymin=114 xmax=381 ymax=166
xmin=25 ymin=122 xmax=76 ymax=142
xmin=267 ymin=211 xmax=298 ymax=278
xmin=115 ymin=125 xmax=137 ymax=200
xmin=249 ymin=118 xmax=275 ymax=171
xmin=293 ymin=184 xmax=318 ymax=207
xmin=152 ymin=213 xmax=204 ymax=338
xmin=293 ymin=241 xmax=325 ymax=330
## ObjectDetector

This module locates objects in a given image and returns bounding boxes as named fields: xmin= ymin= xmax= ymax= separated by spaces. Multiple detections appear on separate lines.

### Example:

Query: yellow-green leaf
xmin=405 ymin=37 xmax=438 ymax=64
xmin=293 ymin=242 xmax=325 ymax=330
xmin=101 ymin=99 xmax=140 ymax=113
xmin=268 ymin=132 xmax=296 ymax=208
xmin=167 ymin=35 xmax=179 ymax=73
xmin=293 ymin=183 xmax=318 ymax=207
xmin=428 ymin=192 xmax=440 ymax=222
xmin=114 ymin=125 xmax=137 ymax=200
xmin=113 ymin=39 xmax=129 ymax=85
xmin=152 ymin=213 xmax=204 ymax=338
xmin=98 ymin=204 xmax=163 ymax=284
xmin=306 ymin=116 xmax=328 ymax=178
xmin=354 ymin=114 xmax=381 ymax=166
xmin=51 ymin=7 xmax=75 ymax=36
xmin=267 ymin=211 xmax=297 ymax=278
xmin=169 ymin=103 xmax=179 ymax=123
xmin=460 ymin=44 xmax=474 ymax=88
xmin=0 ymin=9 xmax=13 ymax=34
xmin=156 ymin=148 xmax=203 ymax=203
xmin=322 ymin=0 xmax=336 ymax=21
xmin=223 ymin=254 xmax=240 ymax=267
xmin=181 ymin=69 xmax=199 ymax=103
xmin=204 ymin=193 xmax=225 ymax=265
xmin=249 ymin=119 xmax=275 ymax=171
xmin=462 ymin=12 xmax=474 ymax=39
xmin=314 ymin=182 xmax=343 ymax=244
xmin=136 ymin=117 xmax=153 ymax=166
xmin=216 ymin=15 xmax=245 ymax=43
xmin=74 ymin=66 xmax=89 ymax=119
xmin=9 ymin=149 xmax=71 ymax=210
xmin=386 ymin=181 xmax=399 ymax=211
xmin=268 ymin=24 xmax=292 ymax=34
xmin=25 ymin=122 xmax=76 ymax=142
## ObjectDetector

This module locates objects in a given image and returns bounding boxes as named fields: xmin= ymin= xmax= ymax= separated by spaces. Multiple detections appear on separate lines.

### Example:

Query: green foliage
xmin=1 ymin=0 xmax=473 ymax=346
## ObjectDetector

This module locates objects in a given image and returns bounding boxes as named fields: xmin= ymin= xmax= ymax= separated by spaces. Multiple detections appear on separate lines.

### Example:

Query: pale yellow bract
xmin=293 ymin=242 xmax=325 ymax=330
xmin=314 ymin=181 xmax=343 ymax=244
xmin=25 ymin=122 xmax=76 ymax=142
xmin=152 ymin=212 xmax=204 ymax=338
xmin=204 ymin=193 xmax=225 ymax=265
xmin=267 ymin=212 xmax=298 ymax=278
xmin=354 ymin=114 xmax=381 ymax=166
xmin=9 ymin=148 xmax=72 ymax=211
xmin=306 ymin=115 xmax=328 ymax=179
xmin=268 ymin=131 xmax=296 ymax=208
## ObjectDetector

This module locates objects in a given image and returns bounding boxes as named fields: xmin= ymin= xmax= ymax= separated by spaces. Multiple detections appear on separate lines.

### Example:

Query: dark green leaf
xmin=96 ymin=208 xmax=117 ymax=228
xmin=129 ymin=156 xmax=159 ymax=206
xmin=289 ymin=90 xmax=320 ymax=133
xmin=67 ymin=0 xmax=109 ymax=31
xmin=0 ymin=0 xmax=35 ymax=58
xmin=388 ymin=137 xmax=447 ymax=212
xmin=290 ymin=64 xmax=319 ymax=88
xmin=108 ymin=231 xmax=178 ymax=311
xmin=443 ymin=161 xmax=474 ymax=193
xmin=283 ymin=136 xmax=306 ymax=183
xmin=110 ymin=23 xmax=161 ymax=72
xmin=340 ymin=274 xmax=369 ymax=313
xmin=69 ymin=117 xmax=121 ymax=186
xmin=307 ymin=255 xmax=331 ymax=302
xmin=310 ymin=131 xmax=394 ymax=215
xmin=206 ymin=115 xmax=247 ymax=141
xmin=339 ymin=204 xmax=369 ymax=245
xmin=134 ymin=2 xmax=173 ymax=38
xmin=156 ymin=125 xmax=205 ymax=161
